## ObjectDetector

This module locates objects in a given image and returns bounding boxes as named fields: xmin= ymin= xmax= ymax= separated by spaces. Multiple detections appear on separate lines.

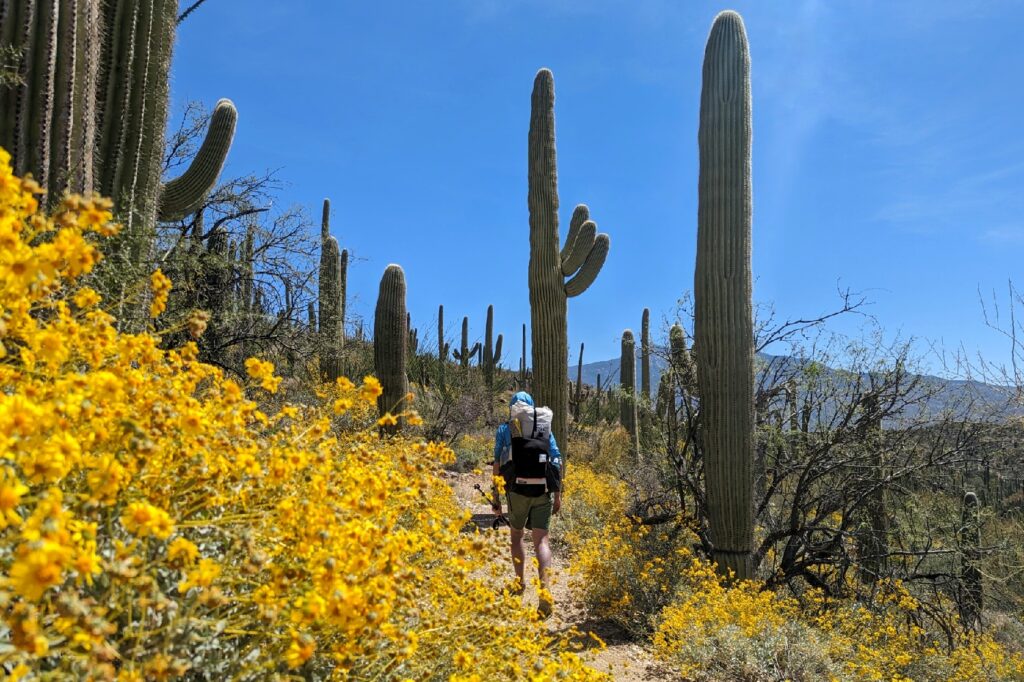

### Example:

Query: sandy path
xmin=446 ymin=471 xmax=670 ymax=681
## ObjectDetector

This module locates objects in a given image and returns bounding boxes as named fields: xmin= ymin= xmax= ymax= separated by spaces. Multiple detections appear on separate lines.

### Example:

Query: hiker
xmin=491 ymin=391 xmax=563 ymax=617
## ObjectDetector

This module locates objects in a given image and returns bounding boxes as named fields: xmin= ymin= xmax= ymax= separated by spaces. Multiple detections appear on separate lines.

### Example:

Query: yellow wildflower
xmin=0 ymin=468 xmax=28 ymax=528
xmin=149 ymin=269 xmax=172 ymax=318
xmin=285 ymin=632 xmax=316 ymax=669
xmin=9 ymin=541 xmax=69 ymax=600
xmin=121 ymin=502 xmax=174 ymax=540
xmin=167 ymin=537 xmax=199 ymax=566
xmin=359 ymin=375 xmax=383 ymax=402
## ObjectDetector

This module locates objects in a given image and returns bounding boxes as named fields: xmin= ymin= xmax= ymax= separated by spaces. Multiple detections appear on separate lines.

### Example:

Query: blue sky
xmin=170 ymin=0 xmax=1024 ymax=375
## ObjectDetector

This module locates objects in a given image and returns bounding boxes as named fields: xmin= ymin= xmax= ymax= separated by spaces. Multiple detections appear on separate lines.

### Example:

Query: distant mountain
xmin=569 ymin=352 xmax=1021 ymax=420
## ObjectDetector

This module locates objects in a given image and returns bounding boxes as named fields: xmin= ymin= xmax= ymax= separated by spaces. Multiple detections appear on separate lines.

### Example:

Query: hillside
xmin=571 ymin=351 xmax=1020 ymax=419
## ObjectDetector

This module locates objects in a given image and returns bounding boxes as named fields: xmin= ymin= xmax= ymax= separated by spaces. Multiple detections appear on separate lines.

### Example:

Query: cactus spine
xmin=373 ymin=264 xmax=408 ymax=434
xmin=694 ymin=11 xmax=754 ymax=580
xmin=0 ymin=0 xmax=235 ymax=239
xmin=528 ymin=68 xmax=610 ymax=446
xmin=318 ymin=199 xmax=343 ymax=381
xmin=620 ymin=330 xmax=639 ymax=460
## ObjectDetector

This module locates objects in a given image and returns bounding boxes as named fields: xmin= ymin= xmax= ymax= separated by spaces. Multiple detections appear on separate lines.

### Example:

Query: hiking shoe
xmin=537 ymin=596 xmax=553 ymax=619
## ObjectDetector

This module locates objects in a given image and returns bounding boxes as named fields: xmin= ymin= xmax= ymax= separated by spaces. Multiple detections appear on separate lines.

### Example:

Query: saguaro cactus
xmin=318 ymin=200 xmax=343 ymax=381
xmin=693 ymin=10 xmax=754 ymax=580
xmin=573 ymin=342 xmax=584 ymax=421
xmin=669 ymin=324 xmax=694 ymax=393
xmin=620 ymin=330 xmax=640 ymax=460
xmin=437 ymin=305 xmax=447 ymax=360
xmin=857 ymin=394 xmax=888 ymax=582
xmin=406 ymin=313 xmax=419 ymax=356
xmin=373 ymin=264 xmax=408 ymax=434
xmin=528 ymin=68 xmax=610 ymax=446
xmin=641 ymin=308 xmax=651 ymax=398
xmin=483 ymin=305 xmax=496 ymax=387
xmin=960 ymin=491 xmax=983 ymax=630
xmin=436 ymin=304 xmax=449 ymax=387
xmin=453 ymin=316 xmax=480 ymax=368
xmin=202 ymin=227 xmax=230 ymax=361
xmin=0 ymin=1 xmax=235 ymax=239
xmin=240 ymin=225 xmax=254 ymax=312
xmin=339 ymin=248 xmax=348 ymax=339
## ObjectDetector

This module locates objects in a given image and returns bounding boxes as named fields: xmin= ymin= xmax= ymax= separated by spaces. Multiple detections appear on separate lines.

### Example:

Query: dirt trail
xmin=446 ymin=472 xmax=669 ymax=681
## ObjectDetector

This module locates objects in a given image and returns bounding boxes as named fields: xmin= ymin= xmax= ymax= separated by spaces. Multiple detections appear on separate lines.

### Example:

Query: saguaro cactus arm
xmin=564 ymin=232 xmax=610 ymax=297
xmin=560 ymin=206 xmax=595 ymax=274
xmin=321 ymin=197 xmax=331 ymax=242
xmin=158 ymin=98 xmax=237 ymax=221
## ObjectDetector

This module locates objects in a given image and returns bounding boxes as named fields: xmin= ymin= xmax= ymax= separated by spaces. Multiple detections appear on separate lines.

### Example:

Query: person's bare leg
xmin=531 ymin=528 xmax=552 ymax=588
xmin=532 ymin=528 xmax=553 ymax=615
xmin=509 ymin=527 xmax=526 ymax=592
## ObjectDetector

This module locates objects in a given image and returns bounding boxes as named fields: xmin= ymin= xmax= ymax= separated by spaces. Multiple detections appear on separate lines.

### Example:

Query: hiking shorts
xmin=506 ymin=491 xmax=552 ymax=531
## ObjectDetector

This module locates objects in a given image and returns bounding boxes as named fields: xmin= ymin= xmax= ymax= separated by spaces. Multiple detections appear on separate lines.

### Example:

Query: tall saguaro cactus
xmin=319 ymin=199 xmax=344 ymax=381
xmin=528 ymin=68 xmax=610 ymax=446
xmin=620 ymin=330 xmax=640 ymax=460
xmin=573 ymin=342 xmax=584 ymax=421
xmin=436 ymin=304 xmax=449 ymax=386
xmin=437 ymin=304 xmax=447 ymax=360
xmin=483 ymin=305 xmax=496 ymax=387
xmin=373 ymin=265 xmax=408 ymax=434
xmin=641 ymin=308 xmax=651 ymax=398
xmin=0 ymin=0 xmax=235 ymax=241
xmin=481 ymin=324 xmax=503 ymax=389
xmin=693 ymin=11 xmax=754 ymax=580
xmin=339 ymin=248 xmax=348 ymax=338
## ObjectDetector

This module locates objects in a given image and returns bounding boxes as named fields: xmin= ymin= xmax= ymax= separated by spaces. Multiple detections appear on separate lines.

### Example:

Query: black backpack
xmin=503 ymin=404 xmax=561 ymax=497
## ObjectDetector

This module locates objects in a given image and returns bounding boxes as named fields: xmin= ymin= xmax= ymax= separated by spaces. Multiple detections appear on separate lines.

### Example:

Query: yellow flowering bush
xmin=655 ymin=569 xmax=1024 ymax=681
xmin=567 ymin=464 xmax=700 ymax=637
xmin=0 ymin=151 xmax=605 ymax=680
xmin=564 ymin=461 xmax=1023 ymax=680
xmin=558 ymin=462 xmax=629 ymax=547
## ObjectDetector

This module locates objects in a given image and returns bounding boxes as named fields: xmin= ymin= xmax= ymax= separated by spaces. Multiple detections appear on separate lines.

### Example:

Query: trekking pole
xmin=474 ymin=483 xmax=508 ymax=529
